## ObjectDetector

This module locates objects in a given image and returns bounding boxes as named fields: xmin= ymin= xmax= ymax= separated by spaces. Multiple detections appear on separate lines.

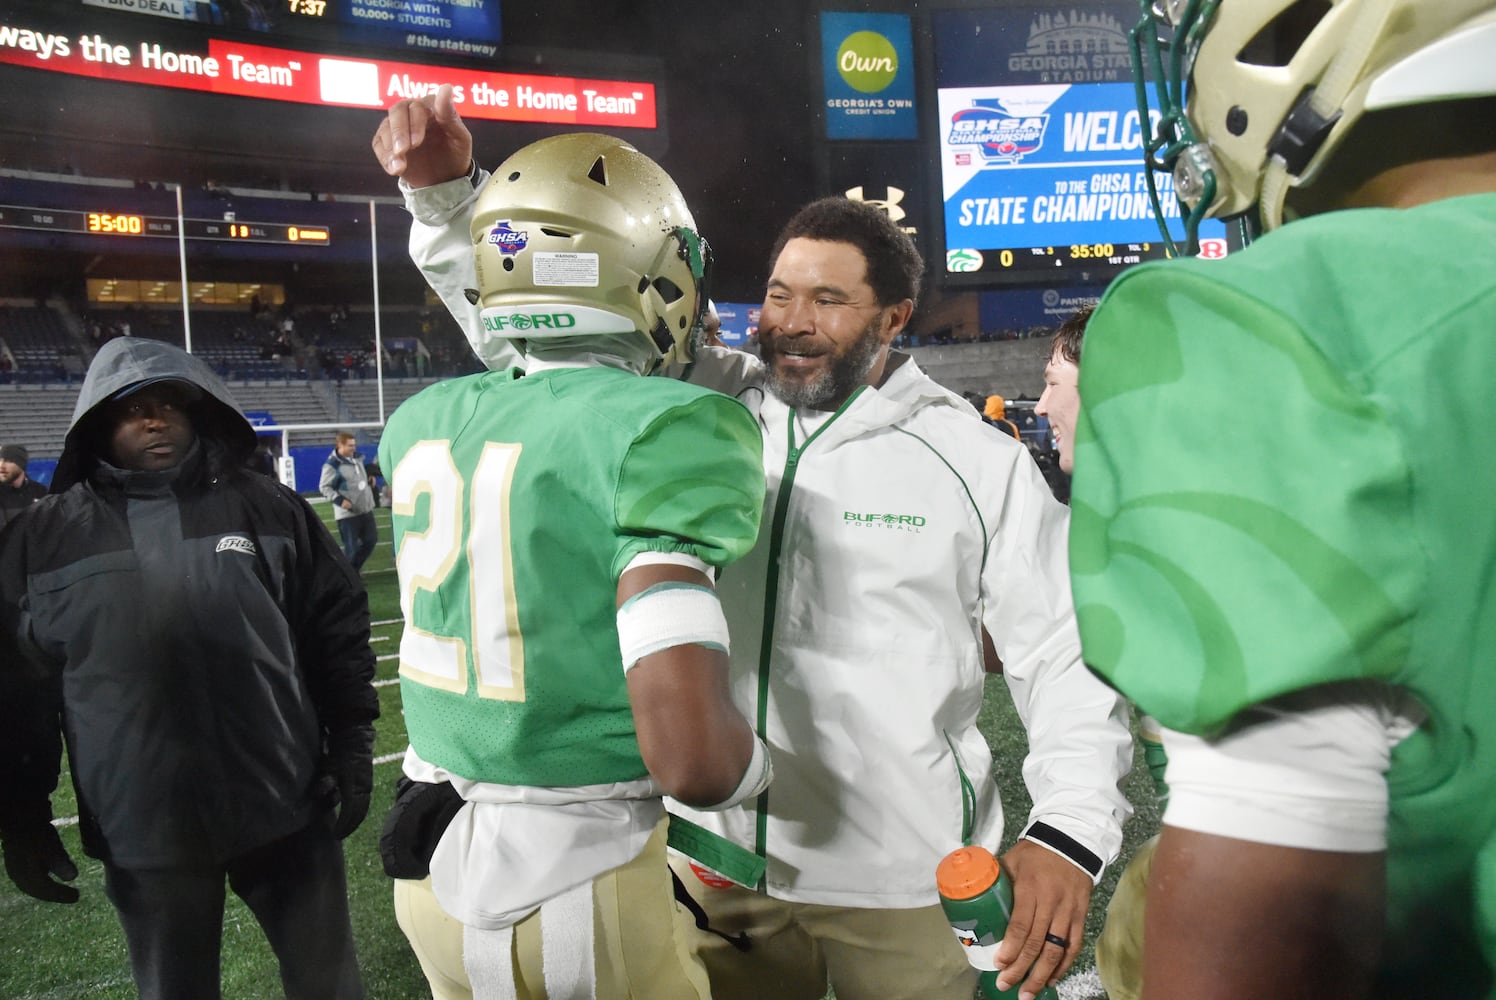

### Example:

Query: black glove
xmin=379 ymin=776 xmax=464 ymax=879
xmin=0 ymin=802 xmax=79 ymax=904
xmin=323 ymin=753 xmax=374 ymax=840
xmin=320 ymin=721 xmax=375 ymax=839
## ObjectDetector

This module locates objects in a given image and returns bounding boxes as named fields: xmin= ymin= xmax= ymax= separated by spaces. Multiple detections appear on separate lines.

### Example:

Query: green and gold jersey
xmin=1070 ymin=193 xmax=1496 ymax=993
xmin=380 ymin=365 xmax=763 ymax=789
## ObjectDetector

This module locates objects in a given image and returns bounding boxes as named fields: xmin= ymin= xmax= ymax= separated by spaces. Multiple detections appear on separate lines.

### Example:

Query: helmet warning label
xmin=533 ymin=252 xmax=600 ymax=288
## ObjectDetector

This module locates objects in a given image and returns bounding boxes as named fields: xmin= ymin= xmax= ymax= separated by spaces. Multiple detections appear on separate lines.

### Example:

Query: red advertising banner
xmin=0 ymin=21 xmax=656 ymax=127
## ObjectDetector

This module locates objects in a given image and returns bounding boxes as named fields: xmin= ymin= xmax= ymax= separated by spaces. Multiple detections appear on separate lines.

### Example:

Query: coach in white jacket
xmin=373 ymin=90 xmax=1132 ymax=1000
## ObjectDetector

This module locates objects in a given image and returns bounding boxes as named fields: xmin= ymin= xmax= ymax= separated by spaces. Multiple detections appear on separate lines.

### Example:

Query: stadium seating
xmin=0 ymin=382 xmax=80 ymax=459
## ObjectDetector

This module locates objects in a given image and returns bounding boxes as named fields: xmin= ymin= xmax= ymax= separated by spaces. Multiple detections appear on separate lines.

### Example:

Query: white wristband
xmin=700 ymin=734 xmax=773 ymax=812
xmin=616 ymin=581 xmax=729 ymax=673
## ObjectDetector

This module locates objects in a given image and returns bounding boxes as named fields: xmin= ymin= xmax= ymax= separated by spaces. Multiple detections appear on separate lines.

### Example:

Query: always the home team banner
xmin=0 ymin=19 xmax=654 ymax=126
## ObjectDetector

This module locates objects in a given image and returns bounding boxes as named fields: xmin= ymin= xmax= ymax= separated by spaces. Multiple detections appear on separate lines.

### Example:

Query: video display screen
xmin=930 ymin=2 xmax=1230 ymax=287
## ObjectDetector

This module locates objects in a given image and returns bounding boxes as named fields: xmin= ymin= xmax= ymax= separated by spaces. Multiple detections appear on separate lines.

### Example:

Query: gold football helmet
xmin=1132 ymin=0 xmax=1496 ymax=249
xmin=469 ymin=133 xmax=710 ymax=371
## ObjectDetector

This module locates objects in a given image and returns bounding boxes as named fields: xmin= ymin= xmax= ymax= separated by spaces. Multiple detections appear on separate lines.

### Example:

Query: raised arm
xmin=371 ymin=83 xmax=472 ymax=188
xmin=373 ymin=84 xmax=522 ymax=372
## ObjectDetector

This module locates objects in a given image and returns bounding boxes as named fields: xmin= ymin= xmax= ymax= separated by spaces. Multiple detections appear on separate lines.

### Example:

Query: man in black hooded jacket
xmin=0 ymin=338 xmax=378 ymax=1000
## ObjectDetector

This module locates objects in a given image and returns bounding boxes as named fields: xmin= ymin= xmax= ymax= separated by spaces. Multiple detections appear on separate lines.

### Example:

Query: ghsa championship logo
xmin=947 ymin=101 xmax=1048 ymax=165
xmin=486 ymin=221 xmax=529 ymax=255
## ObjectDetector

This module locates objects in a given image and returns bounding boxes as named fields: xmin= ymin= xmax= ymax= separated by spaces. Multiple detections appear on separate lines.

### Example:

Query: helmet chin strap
xmin=1259 ymin=0 xmax=1398 ymax=230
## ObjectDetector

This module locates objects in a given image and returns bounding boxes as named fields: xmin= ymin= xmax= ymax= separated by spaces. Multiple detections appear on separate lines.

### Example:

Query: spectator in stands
xmin=0 ymin=445 xmax=46 ymax=529
xmin=320 ymin=431 xmax=378 ymax=571
xmin=0 ymin=337 xmax=376 ymax=999
xmin=983 ymin=394 xmax=1022 ymax=440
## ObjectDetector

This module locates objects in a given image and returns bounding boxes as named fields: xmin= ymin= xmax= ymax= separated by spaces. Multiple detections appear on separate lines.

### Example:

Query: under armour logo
xmin=845 ymin=185 xmax=907 ymax=224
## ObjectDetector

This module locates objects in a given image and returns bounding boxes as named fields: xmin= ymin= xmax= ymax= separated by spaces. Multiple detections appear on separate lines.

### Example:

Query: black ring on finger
xmin=1043 ymin=932 xmax=1070 ymax=949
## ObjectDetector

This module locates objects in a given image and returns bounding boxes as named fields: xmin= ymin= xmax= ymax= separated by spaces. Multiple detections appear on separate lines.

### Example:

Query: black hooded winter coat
xmin=0 ymin=338 xmax=377 ymax=866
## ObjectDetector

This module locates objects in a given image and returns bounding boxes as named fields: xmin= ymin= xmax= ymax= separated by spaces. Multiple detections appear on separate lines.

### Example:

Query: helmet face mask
xmin=1129 ymin=0 xmax=1226 ymax=256
xmin=1131 ymin=0 xmax=1496 ymax=253
xmin=468 ymin=133 xmax=709 ymax=372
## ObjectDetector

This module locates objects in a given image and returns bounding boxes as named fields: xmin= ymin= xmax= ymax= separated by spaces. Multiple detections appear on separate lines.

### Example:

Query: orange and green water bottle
xmin=936 ymin=844 xmax=1060 ymax=1000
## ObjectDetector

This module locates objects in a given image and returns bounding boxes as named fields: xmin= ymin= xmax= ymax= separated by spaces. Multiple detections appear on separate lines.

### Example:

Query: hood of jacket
xmin=53 ymin=338 xmax=259 ymax=491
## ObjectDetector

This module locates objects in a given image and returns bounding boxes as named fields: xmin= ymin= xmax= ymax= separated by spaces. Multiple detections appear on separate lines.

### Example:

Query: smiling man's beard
xmin=760 ymin=314 xmax=886 ymax=410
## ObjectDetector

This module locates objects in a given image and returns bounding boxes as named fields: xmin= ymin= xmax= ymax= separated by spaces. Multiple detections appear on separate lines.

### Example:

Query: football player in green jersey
xmin=378 ymin=133 xmax=770 ymax=1000
xmin=1070 ymin=1 xmax=1496 ymax=996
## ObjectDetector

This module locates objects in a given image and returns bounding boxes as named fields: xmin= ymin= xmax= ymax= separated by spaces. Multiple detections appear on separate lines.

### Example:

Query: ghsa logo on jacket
xmin=216 ymin=535 xmax=258 ymax=556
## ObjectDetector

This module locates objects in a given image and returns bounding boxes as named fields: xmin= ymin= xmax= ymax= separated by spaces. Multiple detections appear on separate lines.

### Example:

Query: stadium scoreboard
xmin=929 ymin=3 xmax=1234 ymax=286
xmin=0 ymin=205 xmax=331 ymax=246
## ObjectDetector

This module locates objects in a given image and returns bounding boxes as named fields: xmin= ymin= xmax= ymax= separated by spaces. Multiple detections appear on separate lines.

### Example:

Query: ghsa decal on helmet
xmin=485 ymin=221 xmax=529 ymax=255
xmin=1130 ymin=0 xmax=1496 ymax=254
xmin=467 ymin=132 xmax=711 ymax=372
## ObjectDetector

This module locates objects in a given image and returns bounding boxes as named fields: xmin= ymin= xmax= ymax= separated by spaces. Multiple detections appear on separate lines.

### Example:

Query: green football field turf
xmin=0 ymin=503 xmax=1161 ymax=999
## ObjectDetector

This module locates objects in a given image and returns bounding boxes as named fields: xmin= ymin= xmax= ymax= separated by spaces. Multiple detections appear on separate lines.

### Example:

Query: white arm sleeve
xmin=985 ymin=451 xmax=1133 ymax=880
xmin=403 ymin=171 xmax=524 ymax=373
xmin=1162 ymin=682 xmax=1424 ymax=852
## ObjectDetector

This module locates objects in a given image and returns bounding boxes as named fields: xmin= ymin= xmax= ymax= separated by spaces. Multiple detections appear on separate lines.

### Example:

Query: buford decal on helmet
xmin=480 ymin=304 xmax=639 ymax=338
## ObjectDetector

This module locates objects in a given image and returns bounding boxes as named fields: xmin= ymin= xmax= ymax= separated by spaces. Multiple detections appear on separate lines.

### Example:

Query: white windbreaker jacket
xmin=405 ymin=173 xmax=1133 ymax=909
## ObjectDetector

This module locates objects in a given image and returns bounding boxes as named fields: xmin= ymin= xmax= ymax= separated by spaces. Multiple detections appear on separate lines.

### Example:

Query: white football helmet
xmin=469 ymin=133 xmax=710 ymax=371
xmin=1132 ymin=0 xmax=1496 ymax=250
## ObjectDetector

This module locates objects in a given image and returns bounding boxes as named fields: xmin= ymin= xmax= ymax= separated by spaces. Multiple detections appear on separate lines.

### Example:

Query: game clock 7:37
xmin=287 ymin=0 xmax=329 ymax=16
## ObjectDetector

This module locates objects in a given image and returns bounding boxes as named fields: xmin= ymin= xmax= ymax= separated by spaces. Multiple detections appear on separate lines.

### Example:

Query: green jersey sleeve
xmin=1069 ymin=263 xmax=1421 ymax=736
xmin=613 ymin=392 xmax=764 ymax=577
